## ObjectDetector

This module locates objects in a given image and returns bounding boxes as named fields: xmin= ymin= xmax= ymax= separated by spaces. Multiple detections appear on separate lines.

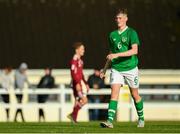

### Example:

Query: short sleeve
xmin=130 ymin=30 xmax=140 ymax=46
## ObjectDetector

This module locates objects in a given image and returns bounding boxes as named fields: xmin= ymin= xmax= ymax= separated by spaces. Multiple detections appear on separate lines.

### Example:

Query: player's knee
xmin=111 ymin=84 xmax=121 ymax=100
xmin=132 ymin=94 xmax=141 ymax=102
xmin=130 ymin=89 xmax=139 ymax=98
xmin=111 ymin=93 xmax=119 ymax=100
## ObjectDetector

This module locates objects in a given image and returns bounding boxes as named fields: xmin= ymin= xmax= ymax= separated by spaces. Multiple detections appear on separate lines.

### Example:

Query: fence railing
xmin=1 ymin=69 xmax=180 ymax=85
xmin=0 ymin=86 xmax=180 ymax=122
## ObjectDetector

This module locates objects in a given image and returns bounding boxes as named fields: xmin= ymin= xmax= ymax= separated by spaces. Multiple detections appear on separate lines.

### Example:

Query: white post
xmin=60 ymin=84 xmax=66 ymax=121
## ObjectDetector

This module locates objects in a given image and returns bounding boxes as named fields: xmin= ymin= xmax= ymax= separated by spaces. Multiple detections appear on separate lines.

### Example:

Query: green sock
xmin=107 ymin=100 xmax=118 ymax=123
xmin=134 ymin=98 xmax=144 ymax=121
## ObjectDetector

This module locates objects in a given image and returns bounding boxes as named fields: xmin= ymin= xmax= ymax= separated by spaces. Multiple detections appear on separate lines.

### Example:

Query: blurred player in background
xmin=100 ymin=8 xmax=144 ymax=128
xmin=67 ymin=42 xmax=89 ymax=123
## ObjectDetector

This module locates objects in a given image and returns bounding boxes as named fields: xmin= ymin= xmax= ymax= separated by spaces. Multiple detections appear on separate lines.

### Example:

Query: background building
xmin=0 ymin=0 xmax=179 ymax=69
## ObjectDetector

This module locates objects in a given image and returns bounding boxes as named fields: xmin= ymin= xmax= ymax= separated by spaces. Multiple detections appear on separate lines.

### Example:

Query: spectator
xmin=37 ymin=67 xmax=55 ymax=122
xmin=0 ymin=66 xmax=14 ymax=121
xmin=15 ymin=62 xmax=29 ymax=89
xmin=14 ymin=62 xmax=29 ymax=122
xmin=88 ymin=68 xmax=105 ymax=89
xmin=87 ymin=68 xmax=105 ymax=120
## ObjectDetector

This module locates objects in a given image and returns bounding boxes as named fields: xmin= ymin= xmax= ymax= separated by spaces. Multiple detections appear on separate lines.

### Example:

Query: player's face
xmin=77 ymin=45 xmax=85 ymax=56
xmin=115 ymin=13 xmax=128 ymax=28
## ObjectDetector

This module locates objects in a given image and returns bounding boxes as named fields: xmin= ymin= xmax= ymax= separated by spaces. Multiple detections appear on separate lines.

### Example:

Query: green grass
xmin=0 ymin=121 xmax=180 ymax=133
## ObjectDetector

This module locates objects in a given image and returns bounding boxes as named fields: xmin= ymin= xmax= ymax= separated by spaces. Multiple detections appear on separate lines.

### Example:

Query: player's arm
xmin=82 ymin=75 xmax=89 ymax=92
xmin=107 ymin=44 xmax=138 ymax=60
xmin=70 ymin=60 xmax=81 ymax=84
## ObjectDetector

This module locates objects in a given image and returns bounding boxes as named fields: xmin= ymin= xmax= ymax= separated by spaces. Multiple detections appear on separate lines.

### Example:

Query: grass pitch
xmin=0 ymin=121 xmax=179 ymax=133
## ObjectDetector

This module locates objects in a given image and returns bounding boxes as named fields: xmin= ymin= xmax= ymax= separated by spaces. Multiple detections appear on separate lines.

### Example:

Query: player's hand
xmin=79 ymin=96 xmax=88 ymax=105
xmin=100 ymin=70 xmax=105 ymax=79
xmin=86 ymin=84 xmax=90 ymax=93
xmin=107 ymin=53 xmax=119 ymax=60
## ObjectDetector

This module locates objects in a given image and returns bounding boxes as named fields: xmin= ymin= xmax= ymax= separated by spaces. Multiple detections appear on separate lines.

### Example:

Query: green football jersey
xmin=109 ymin=27 xmax=140 ymax=72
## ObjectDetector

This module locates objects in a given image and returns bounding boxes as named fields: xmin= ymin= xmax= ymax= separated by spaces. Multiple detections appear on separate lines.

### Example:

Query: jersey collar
xmin=118 ymin=26 xmax=128 ymax=35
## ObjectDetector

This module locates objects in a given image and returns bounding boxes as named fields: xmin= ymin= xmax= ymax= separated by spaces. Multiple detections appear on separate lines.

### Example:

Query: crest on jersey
xmin=122 ymin=37 xmax=127 ymax=43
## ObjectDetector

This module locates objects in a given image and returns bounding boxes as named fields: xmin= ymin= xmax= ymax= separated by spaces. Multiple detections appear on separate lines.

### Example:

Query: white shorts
xmin=110 ymin=67 xmax=139 ymax=88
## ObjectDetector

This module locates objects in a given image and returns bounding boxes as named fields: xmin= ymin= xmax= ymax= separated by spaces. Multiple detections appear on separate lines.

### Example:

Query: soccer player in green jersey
xmin=100 ymin=8 xmax=144 ymax=128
